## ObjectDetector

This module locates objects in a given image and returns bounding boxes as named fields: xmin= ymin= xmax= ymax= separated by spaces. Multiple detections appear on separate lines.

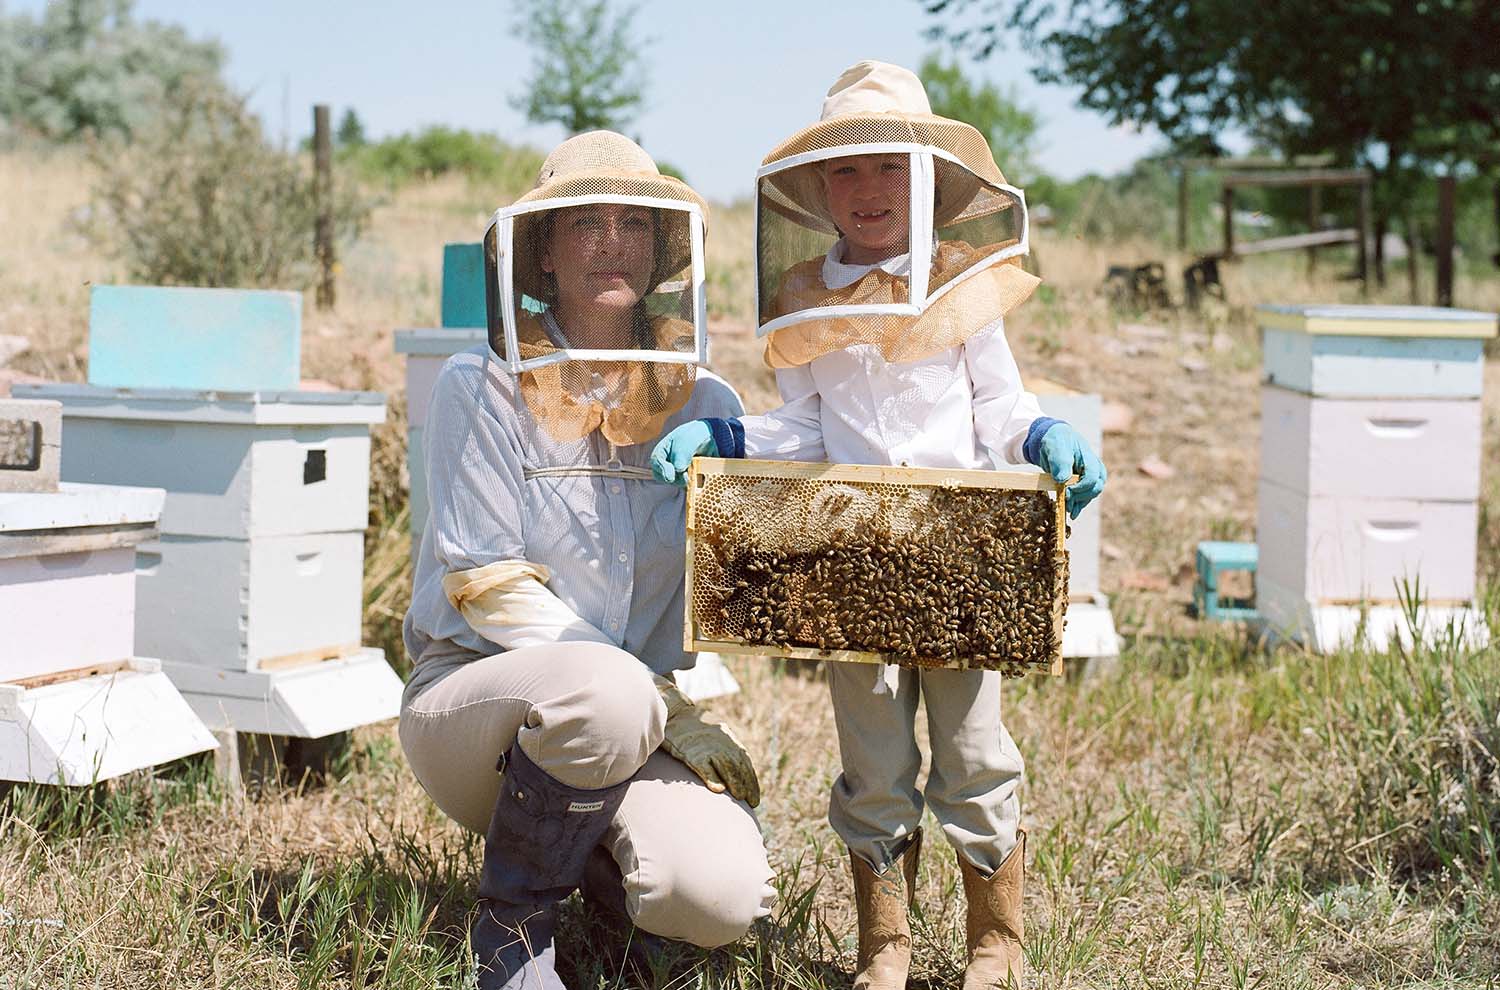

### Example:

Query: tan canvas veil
xmin=755 ymin=62 xmax=1040 ymax=369
xmin=484 ymin=131 xmax=710 ymax=446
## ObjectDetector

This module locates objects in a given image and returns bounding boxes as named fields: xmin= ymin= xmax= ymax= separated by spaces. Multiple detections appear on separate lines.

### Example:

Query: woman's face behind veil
xmin=541 ymin=203 xmax=658 ymax=344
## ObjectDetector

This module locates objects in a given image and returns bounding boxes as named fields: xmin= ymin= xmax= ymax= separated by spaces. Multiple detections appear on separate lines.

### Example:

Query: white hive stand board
xmin=1 ymin=482 xmax=215 ymax=785
xmin=1060 ymin=594 xmax=1121 ymax=660
xmin=1256 ymin=578 xmax=1489 ymax=654
xmin=673 ymin=652 xmax=740 ymax=702
xmin=0 ymin=659 xmax=217 ymax=786
xmin=163 ymin=649 xmax=402 ymax=737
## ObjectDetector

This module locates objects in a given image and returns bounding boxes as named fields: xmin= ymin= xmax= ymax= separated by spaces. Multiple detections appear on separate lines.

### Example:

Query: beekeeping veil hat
xmin=484 ymin=130 xmax=710 ymax=447
xmin=756 ymin=61 xmax=1040 ymax=368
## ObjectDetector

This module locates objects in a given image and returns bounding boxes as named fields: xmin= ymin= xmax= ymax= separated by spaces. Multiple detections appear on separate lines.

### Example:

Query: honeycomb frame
xmin=684 ymin=457 xmax=1069 ymax=676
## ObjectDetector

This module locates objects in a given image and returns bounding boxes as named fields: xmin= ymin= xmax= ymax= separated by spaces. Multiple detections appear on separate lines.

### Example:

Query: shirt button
xmin=610 ymin=619 xmax=621 ymax=630
xmin=610 ymin=484 xmax=623 ymax=494
xmin=617 ymin=552 xmax=629 ymax=563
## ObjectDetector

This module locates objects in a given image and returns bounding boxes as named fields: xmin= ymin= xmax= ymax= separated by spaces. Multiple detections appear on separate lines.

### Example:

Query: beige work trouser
xmin=827 ymin=662 xmax=1023 ymax=876
xmin=399 ymin=643 xmax=776 ymax=947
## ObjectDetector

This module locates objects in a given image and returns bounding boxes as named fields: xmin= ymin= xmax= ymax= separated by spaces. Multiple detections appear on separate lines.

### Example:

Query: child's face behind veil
xmin=822 ymin=154 xmax=913 ymax=266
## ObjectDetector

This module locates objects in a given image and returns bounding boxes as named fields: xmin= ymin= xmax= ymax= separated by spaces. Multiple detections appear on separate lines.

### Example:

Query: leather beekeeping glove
xmin=652 ymin=674 xmax=761 ymax=807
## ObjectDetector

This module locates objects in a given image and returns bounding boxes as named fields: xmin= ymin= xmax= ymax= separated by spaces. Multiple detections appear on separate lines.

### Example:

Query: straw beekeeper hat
xmin=763 ymin=61 xmax=1012 ymax=232
xmin=509 ymin=131 xmax=709 ymax=303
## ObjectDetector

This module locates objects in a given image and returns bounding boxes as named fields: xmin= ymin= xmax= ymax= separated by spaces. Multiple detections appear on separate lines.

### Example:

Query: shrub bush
xmin=89 ymin=85 xmax=368 ymax=289
xmin=345 ymin=126 xmax=542 ymax=196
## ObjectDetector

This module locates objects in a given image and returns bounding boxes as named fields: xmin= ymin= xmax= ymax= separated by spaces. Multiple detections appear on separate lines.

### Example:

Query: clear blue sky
xmin=16 ymin=0 xmax=1186 ymax=201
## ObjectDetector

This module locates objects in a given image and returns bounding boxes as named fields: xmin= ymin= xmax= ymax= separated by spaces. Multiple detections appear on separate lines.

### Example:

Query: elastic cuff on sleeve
xmin=1022 ymin=416 xmax=1065 ymax=467
xmin=703 ymin=417 xmax=746 ymax=459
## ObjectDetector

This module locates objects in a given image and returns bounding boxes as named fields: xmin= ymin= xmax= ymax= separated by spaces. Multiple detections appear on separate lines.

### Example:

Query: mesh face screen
xmin=756 ymin=151 xmax=1030 ymax=368
xmin=484 ymin=198 xmax=703 ymax=445
xmin=509 ymin=202 xmax=697 ymax=361
xmin=932 ymin=188 xmax=1025 ymax=296
xmin=689 ymin=470 xmax=1067 ymax=676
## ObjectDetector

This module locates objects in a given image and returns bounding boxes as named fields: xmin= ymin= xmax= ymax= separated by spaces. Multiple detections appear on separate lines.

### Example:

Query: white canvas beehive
xmin=0 ymin=481 xmax=216 ymax=785
xmin=1253 ymin=304 xmax=1495 ymax=651
xmin=12 ymin=384 xmax=403 ymax=735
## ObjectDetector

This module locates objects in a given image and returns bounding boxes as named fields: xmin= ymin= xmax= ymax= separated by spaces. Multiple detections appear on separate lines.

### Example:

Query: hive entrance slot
xmin=303 ymin=448 xmax=327 ymax=485
xmin=0 ymin=418 xmax=41 ymax=471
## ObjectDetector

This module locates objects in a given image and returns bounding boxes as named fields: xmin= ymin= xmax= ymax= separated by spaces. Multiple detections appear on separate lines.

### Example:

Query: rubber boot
xmin=849 ymin=829 xmax=922 ymax=990
xmin=956 ymin=830 xmax=1026 ymax=990
xmin=472 ymin=745 xmax=629 ymax=990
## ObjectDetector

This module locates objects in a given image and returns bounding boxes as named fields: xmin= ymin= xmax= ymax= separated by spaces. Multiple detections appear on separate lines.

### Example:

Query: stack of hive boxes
xmin=1255 ymin=304 xmax=1497 ymax=651
xmin=1031 ymin=379 xmax=1119 ymax=663
xmin=17 ymin=285 xmax=401 ymax=738
xmin=1 ymin=397 xmax=214 ymax=784
xmin=396 ymin=243 xmax=486 ymax=546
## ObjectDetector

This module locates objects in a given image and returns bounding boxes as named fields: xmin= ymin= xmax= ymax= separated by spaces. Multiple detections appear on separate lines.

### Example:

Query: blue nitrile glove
xmin=651 ymin=420 xmax=717 ymax=487
xmin=1025 ymin=419 xmax=1107 ymax=519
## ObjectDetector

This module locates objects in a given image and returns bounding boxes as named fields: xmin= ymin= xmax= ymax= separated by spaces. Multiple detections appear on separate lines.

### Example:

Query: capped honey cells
xmin=688 ymin=467 xmax=1068 ymax=676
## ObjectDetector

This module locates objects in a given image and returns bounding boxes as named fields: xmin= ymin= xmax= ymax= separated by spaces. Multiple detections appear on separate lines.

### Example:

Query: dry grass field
xmin=2 ymin=149 xmax=1498 ymax=988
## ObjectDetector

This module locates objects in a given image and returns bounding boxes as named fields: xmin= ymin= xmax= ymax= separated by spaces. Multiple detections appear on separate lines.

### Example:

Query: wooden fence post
xmin=1356 ymin=179 xmax=1371 ymax=294
xmin=1221 ymin=185 xmax=1235 ymax=259
xmin=1178 ymin=165 xmax=1190 ymax=252
xmin=314 ymin=105 xmax=335 ymax=311
xmin=1307 ymin=186 xmax=1321 ymax=275
xmin=1436 ymin=175 xmax=1456 ymax=307
xmin=1405 ymin=210 xmax=1420 ymax=303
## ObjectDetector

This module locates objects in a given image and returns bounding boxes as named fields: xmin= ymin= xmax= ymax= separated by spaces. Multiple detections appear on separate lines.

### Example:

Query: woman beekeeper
xmin=400 ymin=131 xmax=774 ymax=990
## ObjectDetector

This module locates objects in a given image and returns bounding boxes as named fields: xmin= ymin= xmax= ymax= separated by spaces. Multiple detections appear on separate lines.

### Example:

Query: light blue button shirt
xmin=402 ymin=346 xmax=743 ymax=676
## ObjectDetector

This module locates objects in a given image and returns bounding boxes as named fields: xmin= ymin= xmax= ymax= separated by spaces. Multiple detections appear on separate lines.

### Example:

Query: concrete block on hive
xmin=0 ymin=398 xmax=61 ymax=493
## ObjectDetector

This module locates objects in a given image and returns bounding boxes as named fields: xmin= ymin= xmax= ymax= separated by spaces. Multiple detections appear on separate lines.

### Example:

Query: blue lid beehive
xmin=1255 ymin=303 xmax=1498 ymax=651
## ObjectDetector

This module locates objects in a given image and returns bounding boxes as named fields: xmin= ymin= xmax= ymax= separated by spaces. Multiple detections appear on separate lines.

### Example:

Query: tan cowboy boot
xmin=849 ymin=830 xmax=923 ymax=990
xmin=956 ymin=830 xmax=1026 ymax=990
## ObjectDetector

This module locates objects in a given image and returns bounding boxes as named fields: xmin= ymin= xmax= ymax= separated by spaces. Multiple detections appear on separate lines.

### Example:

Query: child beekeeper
xmin=652 ymin=61 xmax=1106 ymax=989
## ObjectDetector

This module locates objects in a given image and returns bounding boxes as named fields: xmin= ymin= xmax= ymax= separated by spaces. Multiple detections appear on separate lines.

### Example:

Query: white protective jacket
xmin=739 ymin=241 xmax=1045 ymax=468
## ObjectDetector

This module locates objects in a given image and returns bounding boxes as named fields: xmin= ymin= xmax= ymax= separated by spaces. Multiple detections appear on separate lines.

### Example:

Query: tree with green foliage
xmin=0 ymin=0 xmax=224 ymax=141
xmin=335 ymin=107 xmax=366 ymax=149
xmin=510 ymin=0 xmax=648 ymax=134
xmin=923 ymin=0 xmax=1500 ymax=272
xmin=918 ymin=54 xmax=1039 ymax=179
